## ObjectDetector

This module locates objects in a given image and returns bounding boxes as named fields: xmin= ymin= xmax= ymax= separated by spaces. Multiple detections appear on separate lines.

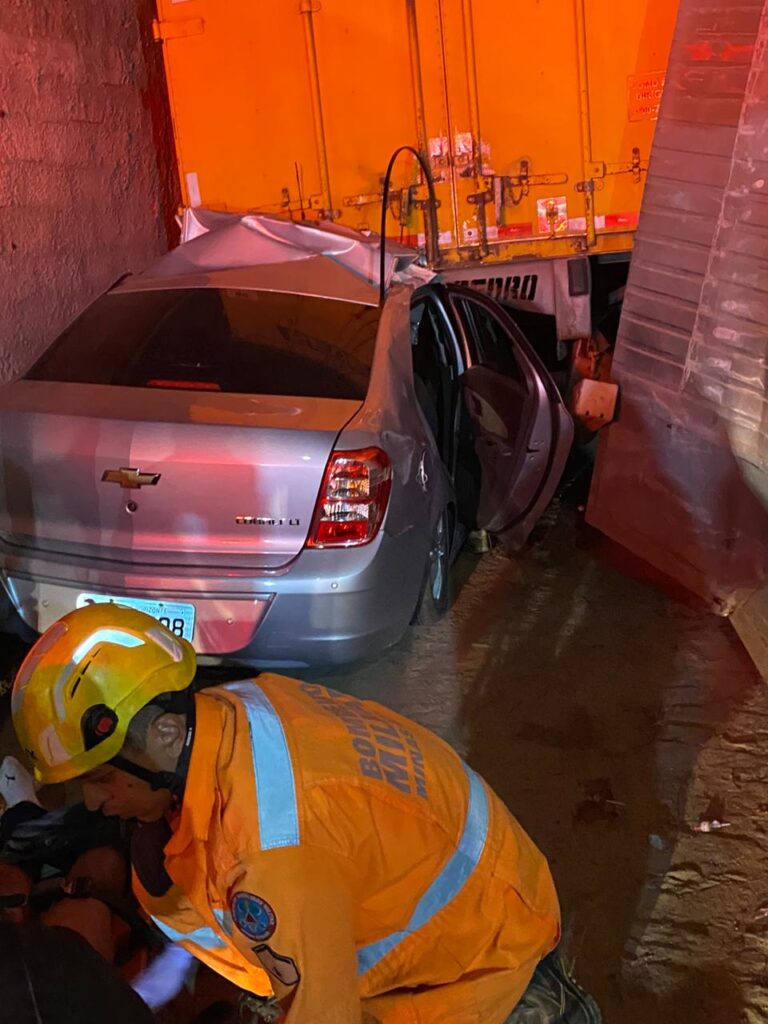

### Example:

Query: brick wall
xmin=0 ymin=0 xmax=178 ymax=381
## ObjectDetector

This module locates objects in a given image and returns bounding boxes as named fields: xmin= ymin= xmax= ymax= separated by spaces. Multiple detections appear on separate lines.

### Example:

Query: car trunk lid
xmin=0 ymin=382 xmax=359 ymax=570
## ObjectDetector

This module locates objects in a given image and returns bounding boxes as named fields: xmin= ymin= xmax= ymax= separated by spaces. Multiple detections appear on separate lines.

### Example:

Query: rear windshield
xmin=26 ymin=288 xmax=380 ymax=400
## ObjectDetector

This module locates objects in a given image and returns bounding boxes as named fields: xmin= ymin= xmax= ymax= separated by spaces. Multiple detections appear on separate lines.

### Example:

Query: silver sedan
xmin=0 ymin=216 xmax=572 ymax=667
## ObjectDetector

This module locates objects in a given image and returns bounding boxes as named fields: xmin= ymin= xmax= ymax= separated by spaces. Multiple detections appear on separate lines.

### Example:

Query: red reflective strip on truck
xmin=603 ymin=212 xmax=639 ymax=230
xmin=391 ymin=213 xmax=637 ymax=248
xmin=497 ymin=223 xmax=534 ymax=239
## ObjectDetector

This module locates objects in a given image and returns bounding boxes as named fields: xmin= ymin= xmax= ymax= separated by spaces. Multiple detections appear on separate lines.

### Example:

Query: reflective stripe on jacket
xmin=133 ymin=677 xmax=560 ymax=1024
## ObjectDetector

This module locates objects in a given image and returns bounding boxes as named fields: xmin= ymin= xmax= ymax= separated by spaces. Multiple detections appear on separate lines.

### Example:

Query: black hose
xmin=379 ymin=145 xmax=438 ymax=306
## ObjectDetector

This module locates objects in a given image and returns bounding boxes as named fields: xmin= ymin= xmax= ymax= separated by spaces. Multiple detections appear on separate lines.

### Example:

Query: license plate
xmin=76 ymin=593 xmax=196 ymax=642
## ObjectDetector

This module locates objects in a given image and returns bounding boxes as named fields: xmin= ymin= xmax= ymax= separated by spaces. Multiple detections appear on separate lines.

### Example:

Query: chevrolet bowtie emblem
xmin=101 ymin=467 xmax=161 ymax=489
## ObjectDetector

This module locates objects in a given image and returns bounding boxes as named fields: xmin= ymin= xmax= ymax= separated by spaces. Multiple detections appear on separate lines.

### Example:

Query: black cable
xmin=379 ymin=145 xmax=438 ymax=306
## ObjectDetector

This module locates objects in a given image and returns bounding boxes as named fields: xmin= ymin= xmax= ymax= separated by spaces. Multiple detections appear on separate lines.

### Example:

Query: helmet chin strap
xmin=109 ymin=702 xmax=196 ymax=799
xmin=108 ymin=755 xmax=179 ymax=794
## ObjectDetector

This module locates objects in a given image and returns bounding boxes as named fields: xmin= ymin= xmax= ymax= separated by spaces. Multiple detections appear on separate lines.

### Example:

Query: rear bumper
xmin=0 ymin=529 xmax=426 ymax=668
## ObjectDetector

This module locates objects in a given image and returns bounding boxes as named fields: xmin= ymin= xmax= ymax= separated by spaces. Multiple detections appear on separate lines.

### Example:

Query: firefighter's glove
xmin=131 ymin=942 xmax=196 ymax=1010
xmin=0 ymin=756 xmax=41 ymax=812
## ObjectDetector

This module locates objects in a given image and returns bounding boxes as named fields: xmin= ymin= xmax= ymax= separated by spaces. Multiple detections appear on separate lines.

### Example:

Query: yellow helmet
xmin=11 ymin=603 xmax=196 ymax=785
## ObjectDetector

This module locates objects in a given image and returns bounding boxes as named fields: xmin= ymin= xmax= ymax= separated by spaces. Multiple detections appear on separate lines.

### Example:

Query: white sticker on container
xmin=419 ymin=231 xmax=453 ymax=247
xmin=185 ymin=171 xmax=202 ymax=208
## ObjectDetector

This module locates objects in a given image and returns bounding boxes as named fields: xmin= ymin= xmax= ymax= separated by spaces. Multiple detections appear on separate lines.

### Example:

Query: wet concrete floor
xmin=1 ymin=478 xmax=766 ymax=1023
xmin=316 ymin=486 xmax=767 ymax=1024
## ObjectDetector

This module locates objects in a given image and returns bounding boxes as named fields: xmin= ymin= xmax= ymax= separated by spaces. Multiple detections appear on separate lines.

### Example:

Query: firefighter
xmin=10 ymin=604 xmax=601 ymax=1024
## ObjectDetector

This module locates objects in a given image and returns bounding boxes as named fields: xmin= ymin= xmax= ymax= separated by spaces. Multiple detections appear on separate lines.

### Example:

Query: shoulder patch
xmin=231 ymin=891 xmax=276 ymax=942
xmin=254 ymin=943 xmax=300 ymax=987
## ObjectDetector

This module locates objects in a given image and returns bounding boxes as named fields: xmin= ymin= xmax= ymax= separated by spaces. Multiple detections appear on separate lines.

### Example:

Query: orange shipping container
xmin=153 ymin=0 xmax=678 ymax=336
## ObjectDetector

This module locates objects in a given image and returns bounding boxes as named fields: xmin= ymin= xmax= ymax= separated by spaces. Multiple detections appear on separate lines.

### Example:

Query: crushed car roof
xmin=115 ymin=209 xmax=433 ymax=306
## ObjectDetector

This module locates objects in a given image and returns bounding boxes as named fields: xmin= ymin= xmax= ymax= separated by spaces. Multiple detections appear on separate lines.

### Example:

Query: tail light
xmin=307 ymin=448 xmax=392 ymax=548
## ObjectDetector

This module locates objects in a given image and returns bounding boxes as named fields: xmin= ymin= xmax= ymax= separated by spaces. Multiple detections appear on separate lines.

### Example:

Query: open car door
xmin=449 ymin=286 xmax=574 ymax=550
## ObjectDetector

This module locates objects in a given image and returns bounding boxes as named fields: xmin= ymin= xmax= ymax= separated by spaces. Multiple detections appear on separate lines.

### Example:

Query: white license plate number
xmin=76 ymin=593 xmax=196 ymax=642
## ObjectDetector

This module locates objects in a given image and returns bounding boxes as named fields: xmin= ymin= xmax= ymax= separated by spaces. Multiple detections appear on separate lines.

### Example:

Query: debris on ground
xmin=692 ymin=820 xmax=732 ymax=833
xmin=693 ymin=796 xmax=731 ymax=833
xmin=574 ymin=778 xmax=625 ymax=824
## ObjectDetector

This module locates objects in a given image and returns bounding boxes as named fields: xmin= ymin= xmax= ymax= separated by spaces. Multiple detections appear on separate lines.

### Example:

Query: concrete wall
xmin=0 ymin=0 xmax=179 ymax=381
xmin=588 ymin=0 xmax=768 ymax=611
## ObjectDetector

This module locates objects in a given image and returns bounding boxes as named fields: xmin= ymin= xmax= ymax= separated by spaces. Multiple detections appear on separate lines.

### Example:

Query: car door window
xmin=457 ymin=298 xmax=525 ymax=385
xmin=410 ymin=298 xmax=456 ymax=462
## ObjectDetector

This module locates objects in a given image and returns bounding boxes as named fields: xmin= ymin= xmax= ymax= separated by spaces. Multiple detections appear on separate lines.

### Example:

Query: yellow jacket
xmin=134 ymin=677 xmax=560 ymax=1024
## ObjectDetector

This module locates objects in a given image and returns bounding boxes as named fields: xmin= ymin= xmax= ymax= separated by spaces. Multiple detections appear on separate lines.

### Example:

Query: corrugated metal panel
xmin=588 ymin=0 xmax=768 ymax=609
xmin=684 ymin=34 xmax=768 ymax=487
xmin=613 ymin=1 xmax=763 ymax=391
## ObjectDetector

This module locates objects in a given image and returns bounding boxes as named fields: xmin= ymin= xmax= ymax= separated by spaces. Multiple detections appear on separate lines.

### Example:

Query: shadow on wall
xmin=136 ymin=0 xmax=182 ymax=253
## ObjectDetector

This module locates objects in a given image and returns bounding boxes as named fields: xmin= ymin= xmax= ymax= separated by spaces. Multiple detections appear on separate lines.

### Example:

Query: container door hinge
xmin=343 ymin=183 xmax=439 ymax=225
xmin=584 ymin=148 xmax=646 ymax=187
xmin=280 ymin=188 xmax=339 ymax=221
xmin=484 ymin=162 xmax=569 ymax=218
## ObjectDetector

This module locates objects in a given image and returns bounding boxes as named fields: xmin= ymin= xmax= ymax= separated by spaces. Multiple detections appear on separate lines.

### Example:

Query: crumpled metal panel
xmin=143 ymin=207 xmax=434 ymax=294
xmin=588 ymin=0 xmax=768 ymax=608
xmin=118 ymin=208 xmax=433 ymax=304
